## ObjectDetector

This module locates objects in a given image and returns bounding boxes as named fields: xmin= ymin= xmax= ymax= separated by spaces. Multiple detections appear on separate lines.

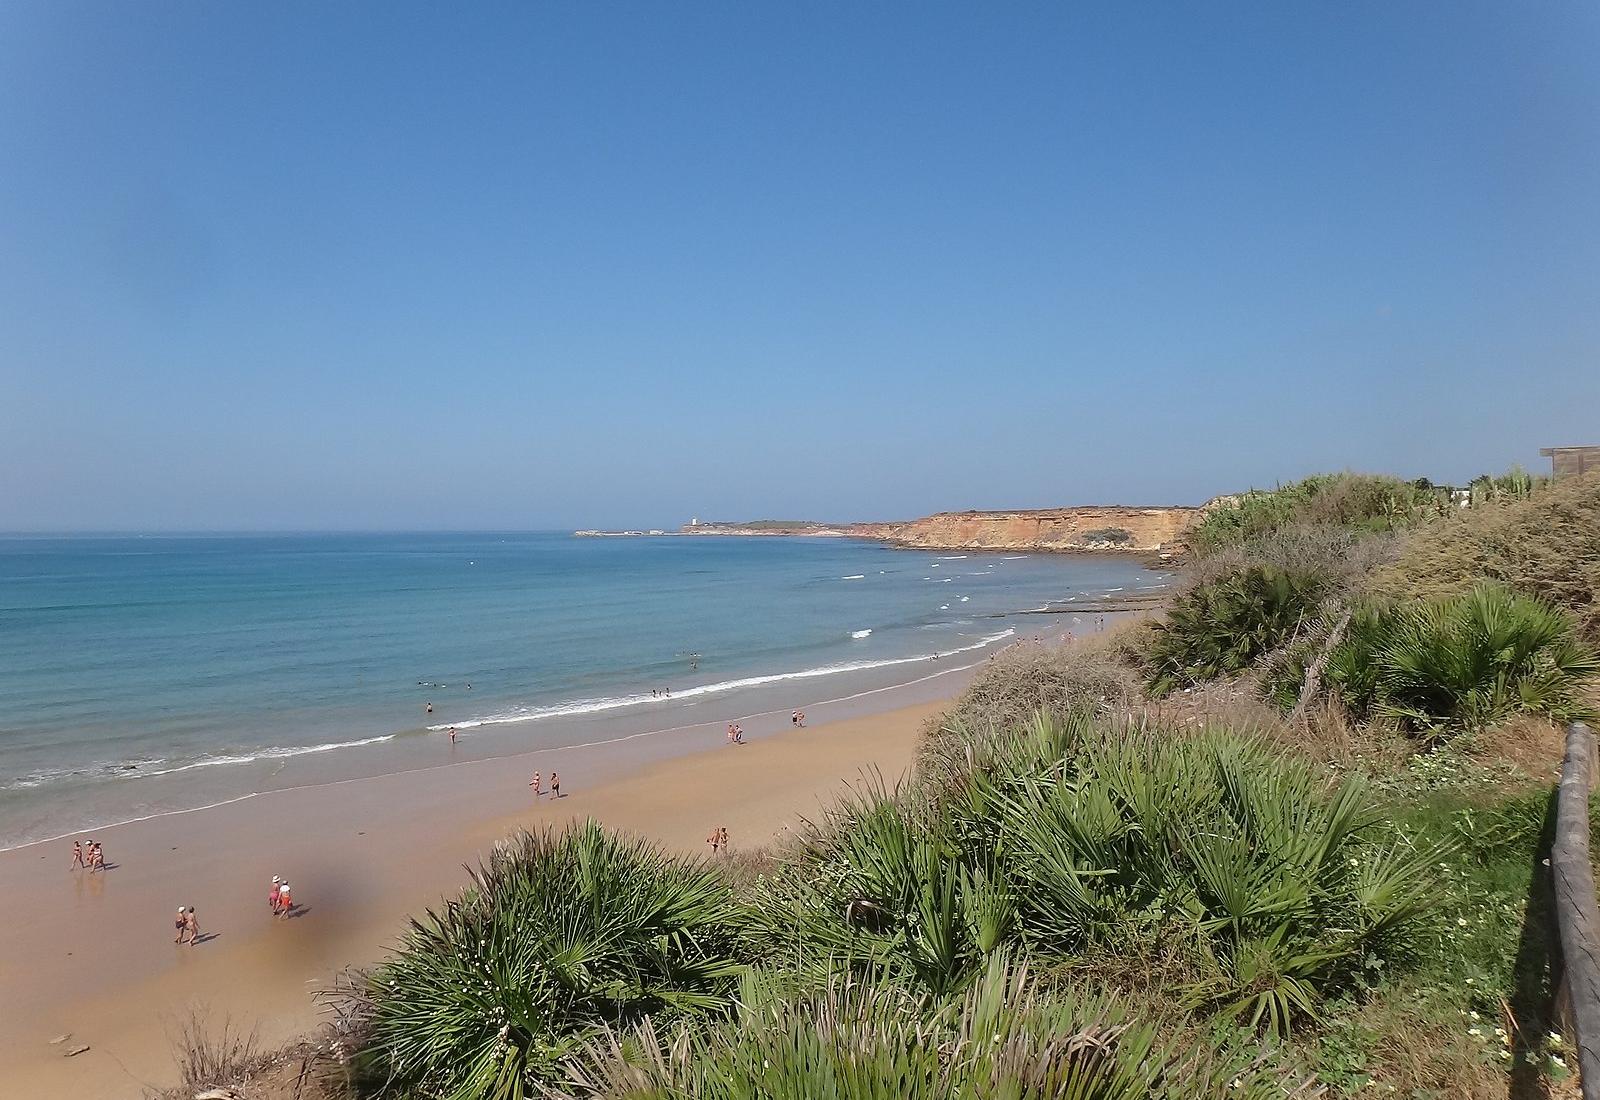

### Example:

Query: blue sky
xmin=2 ymin=3 xmax=1596 ymax=530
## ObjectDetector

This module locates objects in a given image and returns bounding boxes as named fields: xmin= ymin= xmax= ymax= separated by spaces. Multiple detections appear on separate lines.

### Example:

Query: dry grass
xmin=1370 ymin=472 xmax=1600 ymax=643
xmin=1186 ymin=523 xmax=1402 ymax=598
xmin=153 ymin=1009 xmax=363 ymax=1100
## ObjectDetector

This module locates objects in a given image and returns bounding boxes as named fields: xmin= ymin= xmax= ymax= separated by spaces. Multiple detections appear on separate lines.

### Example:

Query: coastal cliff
xmin=662 ymin=506 xmax=1202 ymax=553
xmin=850 ymin=506 xmax=1199 ymax=553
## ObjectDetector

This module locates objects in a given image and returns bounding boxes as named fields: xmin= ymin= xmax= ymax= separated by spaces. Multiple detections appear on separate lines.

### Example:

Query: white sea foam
xmin=939 ymin=555 xmax=968 ymax=560
xmin=431 ymin=630 xmax=1016 ymax=732
xmin=850 ymin=629 xmax=872 ymax=639
xmin=841 ymin=574 xmax=865 ymax=580
xmin=1002 ymin=555 xmax=1029 ymax=560
xmin=134 ymin=735 xmax=398 ymax=778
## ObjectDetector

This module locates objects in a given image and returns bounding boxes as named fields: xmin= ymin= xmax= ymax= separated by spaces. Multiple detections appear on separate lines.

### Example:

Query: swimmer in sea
xmin=425 ymin=701 xmax=433 ymax=714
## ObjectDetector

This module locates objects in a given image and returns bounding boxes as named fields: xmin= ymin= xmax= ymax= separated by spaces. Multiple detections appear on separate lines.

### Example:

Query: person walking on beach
xmin=718 ymin=826 xmax=729 ymax=853
xmin=269 ymin=876 xmax=282 ymax=914
xmin=175 ymin=907 xmax=189 ymax=944
xmin=448 ymin=726 xmax=457 ymax=744
xmin=529 ymin=771 xmax=542 ymax=798
xmin=70 ymin=840 xmax=85 ymax=870
xmin=184 ymin=907 xmax=200 ymax=944
xmin=88 ymin=841 xmax=104 ymax=872
xmin=795 ymin=711 xmax=805 ymax=728
xmin=550 ymin=772 xmax=560 ymax=798
xmin=706 ymin=827 xmax=721 ymax=855
xmin=277 ymin=881 xmax=292 ymax=918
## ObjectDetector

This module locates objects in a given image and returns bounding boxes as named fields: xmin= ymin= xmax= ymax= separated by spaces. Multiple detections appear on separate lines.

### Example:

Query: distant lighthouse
xmin=689 ymin=516 xmax=700 ymax=527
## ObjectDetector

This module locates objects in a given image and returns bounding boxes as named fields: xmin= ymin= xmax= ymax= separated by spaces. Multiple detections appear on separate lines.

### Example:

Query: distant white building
xmin=689 ymin=516 xmax=700 ymax=527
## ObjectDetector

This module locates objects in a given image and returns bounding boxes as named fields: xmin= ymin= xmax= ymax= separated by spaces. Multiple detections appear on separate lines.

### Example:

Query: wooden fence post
xmin=1552 ymin=721 xmax=1600 ymax=1099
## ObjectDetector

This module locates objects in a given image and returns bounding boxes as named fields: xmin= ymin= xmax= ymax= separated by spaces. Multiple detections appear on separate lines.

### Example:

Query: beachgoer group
xmin=791 ymin=710 xmax=805 ymax=727
xmin=68 ymin=839 xmax=106 ymax=872
xmin=726 ymin=723 xmax=744 ymax=745
xmin=174 ymin=906 xmax=199 ymax=945
xmin=706 ymin=825 xmax=729 ymax=855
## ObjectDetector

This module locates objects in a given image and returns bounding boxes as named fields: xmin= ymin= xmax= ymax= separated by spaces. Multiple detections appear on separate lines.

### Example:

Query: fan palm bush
xmin=1145 ymin=565 xmax=1326 ymax=693
xmin=1267 ymin=586 xmax=1597 ymax=738
xmin=747 ymin=713 xmax=1438 ymax=1034
xmin=551 ymin=954 xmax=1318 ymax=1100
xmin=359 ymin=821 xmax=743 ymax=1099
xmin=1371 ymin=585 xmax=1597 ymax=736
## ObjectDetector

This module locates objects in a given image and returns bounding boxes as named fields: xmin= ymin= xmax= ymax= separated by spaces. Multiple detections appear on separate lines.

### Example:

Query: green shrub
xmin=1268 ymin=586 xmax=1597 ymax=739
xmin=1144 ymin=565 xmax=1326 ymax=694
xmin=1193 ymin=474 xmax=1451 ymax=556
xmin=748 ymin=714 xmax=1439 ymax=1035
xmin=552 ymin=954 xmax=1314 ymax=1099
xmin=1082 ymin=526 xmax=1134 ymax=544
xmin=359 ymin=821 xmax=742 ymax=1098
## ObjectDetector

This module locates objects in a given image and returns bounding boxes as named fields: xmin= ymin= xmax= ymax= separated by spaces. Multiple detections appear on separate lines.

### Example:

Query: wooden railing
xmin=1553 ymin=721 xmax=1600 ymax=1099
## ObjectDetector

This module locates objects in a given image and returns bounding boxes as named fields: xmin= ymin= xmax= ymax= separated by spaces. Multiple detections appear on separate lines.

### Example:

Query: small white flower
xmin=1468 ymin=1027 xmax=1482 ymax=1037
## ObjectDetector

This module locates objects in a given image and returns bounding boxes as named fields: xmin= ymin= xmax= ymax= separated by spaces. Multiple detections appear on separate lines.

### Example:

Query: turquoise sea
xmin=0 ymin=533 xmax=1167 ymax=847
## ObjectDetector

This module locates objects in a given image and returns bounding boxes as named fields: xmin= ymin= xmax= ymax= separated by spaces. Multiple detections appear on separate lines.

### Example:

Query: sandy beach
xmin=0 ymin=683 xmax=962 ymax=1098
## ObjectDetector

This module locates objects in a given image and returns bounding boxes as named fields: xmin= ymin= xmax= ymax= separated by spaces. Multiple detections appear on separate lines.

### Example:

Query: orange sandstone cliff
xmin=848 ymin=506 xmax=1200 ymax=553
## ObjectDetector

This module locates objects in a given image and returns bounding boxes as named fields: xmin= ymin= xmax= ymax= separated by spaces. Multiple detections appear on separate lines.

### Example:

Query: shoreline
xmin=0 ymin=662 xmax=987 ymax=1098
xmin=0 ymin=644 xmax=1004 ymax=856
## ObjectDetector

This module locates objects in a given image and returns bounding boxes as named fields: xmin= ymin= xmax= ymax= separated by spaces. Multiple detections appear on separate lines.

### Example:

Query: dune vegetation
xmin=173 ymin=471 xmax=1600 ymax=1100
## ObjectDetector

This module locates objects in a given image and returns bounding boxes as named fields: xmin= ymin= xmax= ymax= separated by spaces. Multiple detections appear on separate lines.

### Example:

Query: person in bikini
xmin=70 ymin=840 xmax=85 ymax=870
xmin=706 ymin=827 xmax=721 ymax=855
xmin=185 ymin=907 xmax=200 ymax=944
xmin=270 ymin=876 xmax=282 ymax=913
xmin=550 ymin=772 xmax=560 ymax=798
xmin=88 ymin=841 xmax=104 ymax=872
xmin=175 ymin=907 xmax=189 ymax=944
xmin=277 ymin=881 xmax=292 ymax=918
xmin=529 ymin=772 xmax=542 ymax=798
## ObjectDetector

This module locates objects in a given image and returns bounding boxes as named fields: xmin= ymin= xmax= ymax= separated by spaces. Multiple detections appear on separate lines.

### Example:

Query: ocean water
xmin=0 ymin=533 xmax=1167 ymax=847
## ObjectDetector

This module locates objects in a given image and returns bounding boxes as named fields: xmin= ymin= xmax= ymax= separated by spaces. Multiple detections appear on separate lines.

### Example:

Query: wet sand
xmin=0 ymin=684 xmax=961 ymax=1098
